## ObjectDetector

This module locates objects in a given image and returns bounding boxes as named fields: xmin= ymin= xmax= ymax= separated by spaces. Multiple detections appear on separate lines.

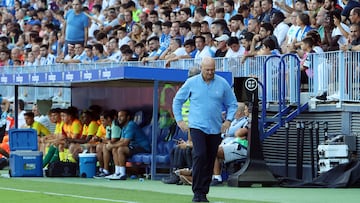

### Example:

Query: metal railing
xmin=0 ymin=51 xmax=359 ymax=105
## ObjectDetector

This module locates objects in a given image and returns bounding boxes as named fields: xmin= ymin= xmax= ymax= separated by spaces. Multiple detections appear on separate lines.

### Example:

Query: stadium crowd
xmin=0 ymin=0 xmax=358 ymax=67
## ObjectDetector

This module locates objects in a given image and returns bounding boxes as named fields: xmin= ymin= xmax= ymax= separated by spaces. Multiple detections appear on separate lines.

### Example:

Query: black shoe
xmin=192 ymin=194 xmax=209 ymax=202
xmin=210 ymin=179 xmax=223 ymax=186
xmin=161 ymin=174 xmax=180 ymax=184
xmin=0 ymin=158 xmax=8 ymax=170
xmin=316 ymin=91 xmax=327 ymax=100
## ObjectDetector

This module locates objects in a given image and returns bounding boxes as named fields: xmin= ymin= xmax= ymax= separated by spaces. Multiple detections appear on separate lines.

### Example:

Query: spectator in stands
xmin=194 ymin=7 xmax=213 ymax=26
xmin=260 ymin=0 xmax=280 ymax=23
xmin=138 ymin=11 xmax=149 ymax=26
xmin=309 ymin=0 xmax=324 ymax=13
xmin=206 ymin=3 xmax=216 ymax=20
xmin=224 ymin=0 xmax=238 ymax=23
xmin=105 ymin=110 xmax=151 ymax=180
xmin=94 ymin=110 xmax=121 ymax=178
xmin=257 ymin=36 xmax=279 ymax=55
xmin=276 ymin=0 xmax=308 ymax=15
xmin=134 ymin=42 xmax=149 ymax=61
xmin=63 ymin=0 xmax=89 ymax=55
xmin=117 ymin=27 xmax=131 ymax=48
xmin=0 ymin=37 xmax=9 ymax=51
xmin=315 ymin=8 xmax=327 ymax=42
xmin=38 ymin=44 xmax=56 ymax=65
xmin=165 ymin=39 xmax=197 ymax=66
xmin=238 ymin=4 xmax=253 ymax=27
xmin=99 ymin=7 xmax=119 ymax=35
xmin=99 ymin=37 xmax=122 ymax=62
xmin=211 ymin=102 xmax=249 ymax=186
xmin=214 ymin=6 xmax=225 ymax=20
xmin=340 ymin=23 xmax=360 ymax=51
xmin=299 ymin=37 xmax=316 ymax=86
xmin=202 ymin=32 xmax=217 ymax=53
xmin=191 ymin=22 xmax=202 ymax=36
xmin=281 ymin=11 xmax=300 ymax=53
xmin=141 ymin=36 xmax=162 ymax=63
xmin=149 ymin=10 xmax=159 ymax=23
xmin=126 ymin=1 xmax=141 ymax=23
xmin=349 ymin=7 xmax=360 ymax=24
xmin=194 ymin=35 xmax=214 ymax=59
xmin=172 ymin=57 xmax=238 ymax=203
xmin=31 ymin=44 xmax=41 ymax=59
xmin=271 ymin=11 xmax=289 ymax=50
xmin=229 ymin=15 xmax=246 ymax=40
xmin=159 ymin=8 xmax=171 ymax=23
xmin=129 ymin=23 xmax=143 ymax=44
xmin=149 ymin=21 xmax=161 ymax=40
xmin=306 ymin=30 xmax=324 ymax=53
xmin=323 ymin=0 xmax=343 ymax=13
xmin=124 ymin=10 xmax=136 ymax=33
xmin=225 ymin=36 xmax=245 ymax=57
xmin=24 ymin=51 xmax=38 ymax=66
xmin=48 ymin=30 xmax=59 ymax=56
xmin=254 ymin=22 xmax=280 ymax=52
xmin=288 ymin=13 xmax=313 ymax=53
xmin=60 ymin=43 xmax=86 ymax=63
xmin=0 ymin=48 xmax=11 ymax=66
xmin=10 ymin=47 xmax=23 ymax=65
xmin=247 ymin=18 xmax=260 ymax=35
xmin=323 ymin=10 xmax=350 ymax=51
xmin=240 ymin=32 xmax=255 ymax=59
xmin=252 ymin=0 xmax=264 ymax=21
xmin=179 ymin=22 xmax=193 ymax=43
xmin=81 ymin=45 xmax=95 ymax=63
xmin=61 ymin=44 xmax=75 ymax=61
xmin=211 ymin=19 xmax=228 ymax=38
xmin=171 ymin=21 xmax=181 ymax=39
xmin=341 ymin=0 xmax=360 ymax=23
xmin=214 ymin=34 xmax=230 ymax=57
xmin=121 ymin=48 xmax=138 ymax=61
xmin=160 ymin=38 xmax=182 ymax=60
xmin=92 ymin=43 xmax=107 ymax=62
xmin=179 ymin=7 xmax=193 ymax=23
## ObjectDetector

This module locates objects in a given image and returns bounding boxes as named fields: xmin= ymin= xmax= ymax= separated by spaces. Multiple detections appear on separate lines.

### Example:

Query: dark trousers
xmin=170 ymin=146 xmax=192 ymax=169
xmin=190 ymin=128 xmax=222 ymax=195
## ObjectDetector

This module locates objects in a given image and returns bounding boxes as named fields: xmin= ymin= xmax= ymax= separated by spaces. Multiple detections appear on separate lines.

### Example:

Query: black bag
xmin=46 ymin=161 xmax=78 ymax=177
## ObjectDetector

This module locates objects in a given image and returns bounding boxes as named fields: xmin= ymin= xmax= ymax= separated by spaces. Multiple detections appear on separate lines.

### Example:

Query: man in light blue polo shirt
xmin=173 ymin=57 xmax=238 ymax=202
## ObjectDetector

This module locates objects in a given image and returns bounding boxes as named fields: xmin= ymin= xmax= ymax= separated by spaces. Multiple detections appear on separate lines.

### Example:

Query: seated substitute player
xmin=105 ymin=110 xmax=151 ymax=180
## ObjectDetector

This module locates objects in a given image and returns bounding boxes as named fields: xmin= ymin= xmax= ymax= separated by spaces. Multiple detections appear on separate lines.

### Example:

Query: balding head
xmin=200 ymin=57 xmax=215 ymax=82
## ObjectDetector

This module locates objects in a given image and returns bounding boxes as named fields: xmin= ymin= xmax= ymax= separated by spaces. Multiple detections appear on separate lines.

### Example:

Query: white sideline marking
xmin=0 ymin=187 xmax=138 ymax=203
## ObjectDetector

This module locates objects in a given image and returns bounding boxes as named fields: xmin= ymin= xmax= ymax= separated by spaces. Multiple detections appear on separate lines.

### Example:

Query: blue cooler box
xmin=79 ymin=153 xmax=97 ymax=178
xmin=9 ymin=151 xmax=43 ymax=177
xmin=9 ymin=129 xmax=43 ymax=177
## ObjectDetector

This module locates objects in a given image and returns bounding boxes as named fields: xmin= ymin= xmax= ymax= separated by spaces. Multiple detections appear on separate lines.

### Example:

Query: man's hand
xmin=177 ymin=121 xmax=189 ymax=132
xmin=221 ymin=120 xmax=231 ymax=133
